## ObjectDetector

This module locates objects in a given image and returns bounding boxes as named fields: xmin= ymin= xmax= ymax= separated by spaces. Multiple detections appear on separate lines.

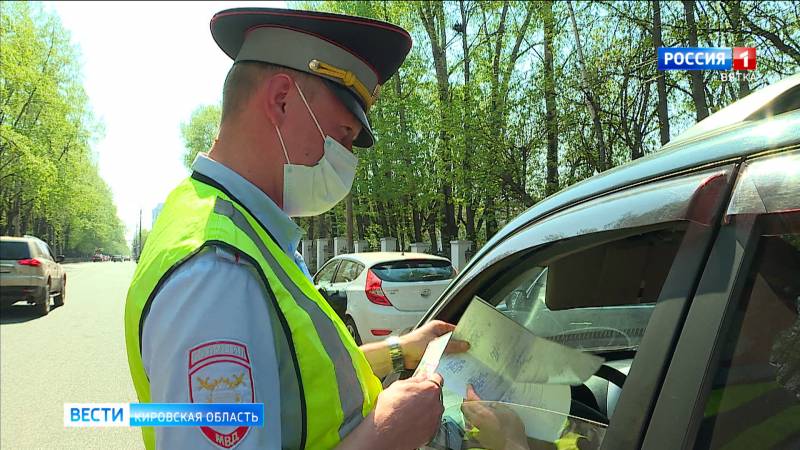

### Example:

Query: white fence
xmin=301 ymin=238 xmax=475 ymax=275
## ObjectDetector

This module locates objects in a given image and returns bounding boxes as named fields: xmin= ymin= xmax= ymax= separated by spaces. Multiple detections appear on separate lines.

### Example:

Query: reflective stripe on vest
xmin=213 ymin=197 xmax=366 ymax=437
xmin=124 ymin=176 xmax=381 ymax=450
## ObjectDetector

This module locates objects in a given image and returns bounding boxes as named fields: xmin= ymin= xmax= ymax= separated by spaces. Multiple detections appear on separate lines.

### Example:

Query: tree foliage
xmin=182 ymin=0 xmax=799 ymax=257
xmin=0 ymin=2 xmax=127 ymax=256
xmin=180 ymin=104 xmax=220 ymax=168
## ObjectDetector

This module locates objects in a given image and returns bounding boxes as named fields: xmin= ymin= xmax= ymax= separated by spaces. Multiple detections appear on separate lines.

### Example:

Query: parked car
xmin=412 ymin=75 xmax=800 ymax=449
xmin=314 ymin=252 xmax=457 ymax=344
xmin=92 ymin=254 xmax=103 ymax=262
xmin=112 ymin=255 xmax=123 ymax=262
xmin=0 ymin=235 xmax=66 ymax=315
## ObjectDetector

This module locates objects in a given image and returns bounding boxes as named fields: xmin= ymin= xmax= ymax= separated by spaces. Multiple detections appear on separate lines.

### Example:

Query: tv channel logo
xmin=732 ymin=47 xmax=756 ymax=70
xmin=658 ymin=47 xmax=756 ymax=71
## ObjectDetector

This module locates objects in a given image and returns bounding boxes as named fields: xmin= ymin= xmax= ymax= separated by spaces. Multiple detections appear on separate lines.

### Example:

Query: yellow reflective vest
xmin=124 ymin=174 xmax=382 ymax=450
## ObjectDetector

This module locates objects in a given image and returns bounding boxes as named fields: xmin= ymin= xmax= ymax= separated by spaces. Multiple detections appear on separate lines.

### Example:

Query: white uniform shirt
xmin=141 ymin=153 xmax=312 ymax=449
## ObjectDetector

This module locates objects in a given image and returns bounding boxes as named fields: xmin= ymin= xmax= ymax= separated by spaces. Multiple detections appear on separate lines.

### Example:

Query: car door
xmin=417 ymin=163 xmax=737 ymax=449
xmin=330 ymin=260 xmax=363 ymax=315
xmin=643 ymin=148 xmax=800 ymax=449
xmin=44 ymin=242 xmax=63 ymax=289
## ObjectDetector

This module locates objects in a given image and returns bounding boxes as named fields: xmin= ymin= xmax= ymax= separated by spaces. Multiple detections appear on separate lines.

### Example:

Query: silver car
xmin=0 ymin=235 xmax=66 ymax=315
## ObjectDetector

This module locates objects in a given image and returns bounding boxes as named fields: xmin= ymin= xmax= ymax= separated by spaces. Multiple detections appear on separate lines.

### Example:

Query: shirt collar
xmin=191 ymin=153 xmax=304 ymax=256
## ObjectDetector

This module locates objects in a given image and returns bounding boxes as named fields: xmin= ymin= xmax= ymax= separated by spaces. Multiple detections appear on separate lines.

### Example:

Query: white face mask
xmin=275 ymin=82 xmax=359 ymax=217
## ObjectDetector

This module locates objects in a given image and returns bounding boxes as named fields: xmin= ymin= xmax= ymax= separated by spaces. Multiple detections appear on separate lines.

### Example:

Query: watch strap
xmin=386 ymin=336 xmax=404 ymax=373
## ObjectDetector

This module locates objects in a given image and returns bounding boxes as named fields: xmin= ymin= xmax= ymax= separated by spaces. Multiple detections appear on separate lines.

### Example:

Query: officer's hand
xmin=461 ymin=385 xmax=529 ymax=450
xmin=400 ymin=320 xmax=470 ymax=369
xmin=369 ymin=373 xmax=445 ymax=450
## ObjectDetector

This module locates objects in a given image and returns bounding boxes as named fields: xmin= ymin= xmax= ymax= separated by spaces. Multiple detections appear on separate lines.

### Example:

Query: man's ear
xmin=262 ymin=73 xmax=293 ymax=128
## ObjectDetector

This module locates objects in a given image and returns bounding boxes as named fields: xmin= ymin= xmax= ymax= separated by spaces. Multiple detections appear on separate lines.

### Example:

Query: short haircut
xmin=220 ymin=61 xmax=318 ymax=123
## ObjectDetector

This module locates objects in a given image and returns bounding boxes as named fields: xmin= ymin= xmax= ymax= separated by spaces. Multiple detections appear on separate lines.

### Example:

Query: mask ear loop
xmin=275 ymin=126 xmax=290 ymax=164
xmin=295 ymin=81 xmax=325 ymax=140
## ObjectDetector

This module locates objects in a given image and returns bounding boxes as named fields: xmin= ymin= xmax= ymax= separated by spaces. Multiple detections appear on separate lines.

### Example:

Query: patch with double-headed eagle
xmin=189 ymin=340 xmax=254 ymax=449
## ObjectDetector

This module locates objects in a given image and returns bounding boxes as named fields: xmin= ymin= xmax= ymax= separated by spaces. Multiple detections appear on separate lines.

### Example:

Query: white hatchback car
xmin=313 ymin=252 xmax=456 ymax=344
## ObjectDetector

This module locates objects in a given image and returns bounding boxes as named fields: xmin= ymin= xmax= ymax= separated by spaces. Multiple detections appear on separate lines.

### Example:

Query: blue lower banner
xmin=64 ymin=403 xmax=264 ymax=427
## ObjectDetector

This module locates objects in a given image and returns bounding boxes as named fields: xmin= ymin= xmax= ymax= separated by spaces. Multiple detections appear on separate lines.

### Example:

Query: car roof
xmin=667 ymin=74 xmax=800 ymax=146
xmin=1 ymin=236 xmax=34 ymax=243
xmin=331 ymin=251 xmax=451 ymax=267
xmin=482 ymin=77 xmax=800 ymax=258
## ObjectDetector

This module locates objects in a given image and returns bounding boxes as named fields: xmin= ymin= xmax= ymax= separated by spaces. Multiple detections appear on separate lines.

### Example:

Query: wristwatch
xmin=385 ymin=336 xmax=405 ymax=373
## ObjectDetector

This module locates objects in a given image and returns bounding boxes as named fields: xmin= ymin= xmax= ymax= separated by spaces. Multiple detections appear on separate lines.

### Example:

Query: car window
xmin=694 ymin=156 xmax=800 ymax=449
xmin=0 ymin=241 xmax=30 ymax=260
xmin=371 ymin=259 xmax=455 ymax=282
xmin=43 ymin=242 xmax=55 ymax=260
xmin=314 ymin=260 xmax=340 ymax=285
xmin=333 ymin=260 xmax=362 ymax=283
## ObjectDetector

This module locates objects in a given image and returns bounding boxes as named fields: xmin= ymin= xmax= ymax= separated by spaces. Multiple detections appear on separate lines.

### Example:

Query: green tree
xmin=0 ymin=2 xmax=127 ymax=256
xmin=184 ymin=0 xmax=800 ymax=258
xmin=180 ymin=104 xmax=221 ymax=169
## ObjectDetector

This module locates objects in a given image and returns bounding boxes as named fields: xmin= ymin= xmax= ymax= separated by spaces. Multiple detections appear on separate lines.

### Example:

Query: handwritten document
xmin=415 ymin=296 xmax=605 ymax=442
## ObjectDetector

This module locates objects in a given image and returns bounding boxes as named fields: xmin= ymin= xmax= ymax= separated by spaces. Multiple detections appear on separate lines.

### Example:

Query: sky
xmin=42 ymin=1 xmax=288 ymax=243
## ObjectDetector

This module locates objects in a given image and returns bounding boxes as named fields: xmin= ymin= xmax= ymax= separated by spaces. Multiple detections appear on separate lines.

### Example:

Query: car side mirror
xmin=56 ymin=255 xmax=65 ymax=263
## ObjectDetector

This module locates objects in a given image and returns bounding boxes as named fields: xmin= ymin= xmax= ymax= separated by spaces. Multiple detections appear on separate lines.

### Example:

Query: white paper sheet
xmin=413 ymin=296 xmax=606 ymax=442
xmin=451 ymin=297 xmax=605 ymax=387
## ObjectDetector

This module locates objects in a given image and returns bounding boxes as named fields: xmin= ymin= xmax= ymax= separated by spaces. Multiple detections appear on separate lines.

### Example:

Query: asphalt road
xmin=1 ymin=261 xmax=143 ymax=450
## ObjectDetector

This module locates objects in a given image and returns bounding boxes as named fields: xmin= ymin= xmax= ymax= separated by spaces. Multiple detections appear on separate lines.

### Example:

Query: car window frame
xmin=314 ymin=259 xmax=341 ymax=285
xmin=411 ymin=163 xmax=739 ymax=450
xmin=642 ymin=147 xmax=800 ymax=449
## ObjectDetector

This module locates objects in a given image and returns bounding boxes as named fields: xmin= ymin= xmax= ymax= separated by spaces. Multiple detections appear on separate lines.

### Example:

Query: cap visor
xmin=322 ymin=79 xmax=374 ymax=148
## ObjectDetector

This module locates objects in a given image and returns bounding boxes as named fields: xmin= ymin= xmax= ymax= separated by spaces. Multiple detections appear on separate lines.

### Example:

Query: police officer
xmin=124 ymin=7 xmax=468 ymax=450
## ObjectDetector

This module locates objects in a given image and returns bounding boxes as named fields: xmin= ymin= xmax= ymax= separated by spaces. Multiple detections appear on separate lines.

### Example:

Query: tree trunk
xmin=459 ymin=0 xmax=478 ymax=244
xmin=728 ymin=1 xmax=751 ymax=98
xmin=485 ymin=196 xmax=498 ymax=241
xmin=345 ymin=193 xmax=354 ymax=252
xmin=307 ymin=216 xmax=316 ymax=241
xmin=375 ymin=200 xmax=389 ymax=237
xmin=567 ymin=1 xmax=609 ymax=172
xmin=543 ymin=0 xmax=559 ymax=195
xmin=426 ymin=212 xmax=438 ymax=254
xmin=682 ymin=0 xmax=710 ymax=121
xmin=652 ymin=0 xmax=671 ymax=145
xmin=412 ymin=207 xmax=423 ymax=243
xmin=355 ymin=196 xmax=366 ymax=240
xmin=418 ymin=1 xmax=456 ymax=258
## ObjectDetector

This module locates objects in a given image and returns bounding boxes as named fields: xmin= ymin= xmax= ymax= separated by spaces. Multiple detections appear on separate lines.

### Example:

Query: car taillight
xmin=17 ymin=258 xmax=41 ymax=267
xmin=365 ymin=269 xmax=392 ymax=306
